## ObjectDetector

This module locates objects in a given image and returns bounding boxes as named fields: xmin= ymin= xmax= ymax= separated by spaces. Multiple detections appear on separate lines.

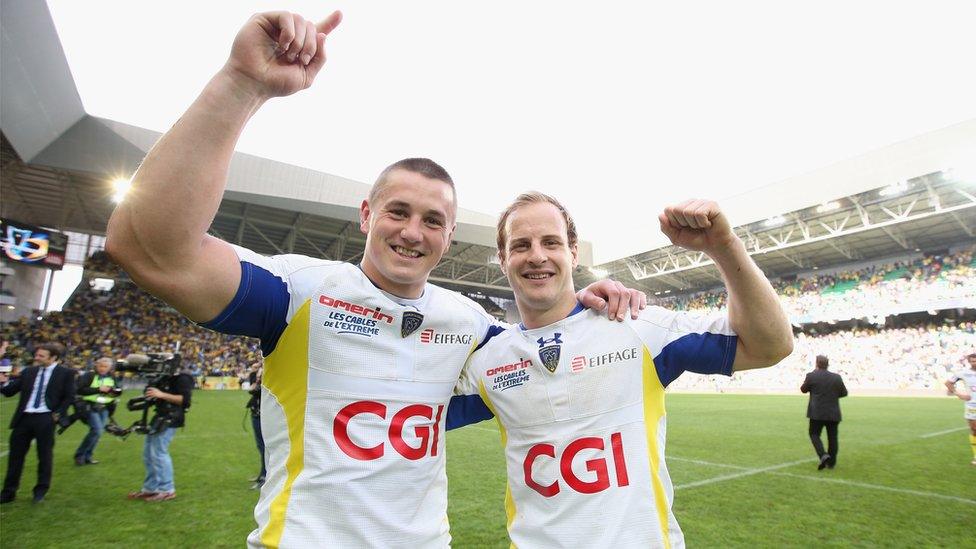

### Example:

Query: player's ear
xmin=359 ymin=200 xmax=371 ymax=234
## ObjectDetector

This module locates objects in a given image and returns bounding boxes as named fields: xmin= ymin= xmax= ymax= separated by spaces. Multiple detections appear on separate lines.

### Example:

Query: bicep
xmin=732 ymin=339 xmax=778 ymax=372
xmin=118 ymin=235 xmax=242 ymax=324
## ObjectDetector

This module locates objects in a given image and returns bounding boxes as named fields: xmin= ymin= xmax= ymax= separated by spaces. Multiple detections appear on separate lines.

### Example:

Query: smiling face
xmin=359 ymin=169 xmax=456 ymax=298
xmin=501 ymin=201 xmax=579 ymax=328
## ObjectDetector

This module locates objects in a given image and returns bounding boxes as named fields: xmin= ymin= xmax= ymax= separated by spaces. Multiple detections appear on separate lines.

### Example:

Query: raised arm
xmin=105 ymin=11 xmax=342 ymax=323
xmin=658 ymin=199 xmax=793 ymax=371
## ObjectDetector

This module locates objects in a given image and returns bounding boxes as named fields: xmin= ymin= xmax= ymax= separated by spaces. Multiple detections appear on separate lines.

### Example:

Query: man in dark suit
xmin=0 ymin=342 xmax=76 ymax=503
xmin=801 ymin=355 xmax=848 ymax=470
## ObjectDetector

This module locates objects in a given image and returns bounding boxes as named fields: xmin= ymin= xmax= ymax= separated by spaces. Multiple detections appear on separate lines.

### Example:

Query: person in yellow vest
xmin=73 ymin=357 xmax=120 ymax=466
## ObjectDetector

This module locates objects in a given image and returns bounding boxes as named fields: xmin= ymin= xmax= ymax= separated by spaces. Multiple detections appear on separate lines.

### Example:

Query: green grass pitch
xmin=1 ymin=391 xmax=972 ymax=547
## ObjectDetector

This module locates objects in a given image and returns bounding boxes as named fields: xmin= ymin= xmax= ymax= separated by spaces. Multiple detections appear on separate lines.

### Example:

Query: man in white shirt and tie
xmin=0 ymin=342 xmax=76 ymax=504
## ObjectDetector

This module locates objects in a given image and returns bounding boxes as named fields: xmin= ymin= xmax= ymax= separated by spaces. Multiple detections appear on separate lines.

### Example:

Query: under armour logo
xmin=536 ymin=333 xmax=562 ymax=348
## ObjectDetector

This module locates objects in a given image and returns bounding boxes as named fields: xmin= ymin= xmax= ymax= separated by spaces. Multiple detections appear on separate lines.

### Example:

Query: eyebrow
xmin=385 ymin=200 xmax=448 ymax=220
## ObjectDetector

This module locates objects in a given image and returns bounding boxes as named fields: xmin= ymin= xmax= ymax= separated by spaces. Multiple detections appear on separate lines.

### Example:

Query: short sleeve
xmin=631 ymin=306 xmax=738 ymax=387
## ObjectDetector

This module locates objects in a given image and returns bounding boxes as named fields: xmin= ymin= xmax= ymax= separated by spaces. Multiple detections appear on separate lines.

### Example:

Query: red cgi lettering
xmin=523 ymin=432 xmax=629 ymax=497
xmin=524 ymin=444 xmax=559 ymax=497
xmin=334 ymin=401 xmax=444 ymax=461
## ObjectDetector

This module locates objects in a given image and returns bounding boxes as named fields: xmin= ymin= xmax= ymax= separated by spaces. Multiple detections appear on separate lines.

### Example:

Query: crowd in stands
xmin=2 ymin=247 xmax=973 ymax=394
xmin=670 ymin=321 xmax=975 ymax=393
xmin=658 ymin=248 xmax=975 ymax=322
xmin=1 ymin=280 xmax=260 ymax=381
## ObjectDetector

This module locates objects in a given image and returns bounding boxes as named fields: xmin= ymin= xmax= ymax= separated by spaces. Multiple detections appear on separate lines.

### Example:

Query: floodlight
xmin=815 ymin=201 xmax=840 ymax=213
xmin=111 ymin=178 xmax=132 ymax=203
xmin=764 ymin=215 xmax=785 ymax=227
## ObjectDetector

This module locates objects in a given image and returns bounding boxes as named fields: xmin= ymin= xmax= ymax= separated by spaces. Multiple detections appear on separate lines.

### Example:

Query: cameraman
xmin=73 ymin=357 xmax=120 ymax=466
xmin=127 ymin=370 xmax=193 ymax=502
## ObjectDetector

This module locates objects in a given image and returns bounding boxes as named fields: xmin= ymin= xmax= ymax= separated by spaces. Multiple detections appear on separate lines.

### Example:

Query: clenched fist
xmin=658 ymin=199 xmax=738 ymax=255
xmin=223 ymin=10 xmax=343 ymax=99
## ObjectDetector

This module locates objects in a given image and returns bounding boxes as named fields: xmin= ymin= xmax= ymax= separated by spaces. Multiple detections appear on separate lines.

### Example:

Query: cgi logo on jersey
xmin=334 ymin=401 xmax=445 ymax=461
xmin=486 ymin=358 xmax=531 ymax=391
xmin=419 ymin=328 xmax=474 ymax=346
xmin=320 ymin=294 xmax=394 ymax=337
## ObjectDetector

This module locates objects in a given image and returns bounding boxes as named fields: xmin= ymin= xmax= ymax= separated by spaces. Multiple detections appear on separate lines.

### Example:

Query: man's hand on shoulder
xmin=222 ymin=10 xmax=342 ymax=101
xmin=578 ymin=280 xmax=647 ymax=321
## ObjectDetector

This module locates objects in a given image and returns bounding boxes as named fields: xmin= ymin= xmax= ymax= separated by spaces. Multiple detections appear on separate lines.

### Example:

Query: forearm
xmin=710 ymin=237 xmax=793 ymax=367
xmin=106 ymin=70 xmax=266 ymax=272
xmin=156 ymin=391 xmax=184 ymax=406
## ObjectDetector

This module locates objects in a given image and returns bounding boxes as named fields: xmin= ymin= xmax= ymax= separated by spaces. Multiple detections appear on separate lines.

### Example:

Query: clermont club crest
xmin=401 ymin=311 xmax=424 ymax=338
xmin=536 ymin=333 xmax=563 ymax=373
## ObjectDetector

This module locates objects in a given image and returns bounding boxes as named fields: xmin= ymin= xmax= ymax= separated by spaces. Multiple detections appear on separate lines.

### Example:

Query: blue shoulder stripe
xmin=446 ymin=394 xmax=495 ymax=430
xmin=474 ymin=324 xmax=507 ymax=353
xmin=654 ymin=332 xmax=737 ymax=387
xmin=199 ymin=261 xmax=290 ymax=357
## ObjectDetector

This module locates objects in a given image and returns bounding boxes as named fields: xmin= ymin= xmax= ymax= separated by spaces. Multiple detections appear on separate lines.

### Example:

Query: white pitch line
xmin=669 ymin=456 xmax=748 ymax=470
xmin=768 ymin=471 xmax=976 ymax=506
xmin=671 ymin=455 xmax=976 ymax=505
xmin=675 ymin=458 xmax=814 ymax=490
xmin=919 ymin=427 xmax=968 ymax=439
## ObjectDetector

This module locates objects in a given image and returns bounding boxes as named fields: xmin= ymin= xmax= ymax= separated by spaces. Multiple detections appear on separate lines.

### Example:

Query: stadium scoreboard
xmin=1 ymin=218 xmax=67 ymax=270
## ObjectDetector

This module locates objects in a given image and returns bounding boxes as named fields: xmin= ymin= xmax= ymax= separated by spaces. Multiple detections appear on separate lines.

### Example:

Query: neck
xmin=517 ymin=293 xmax=578 ymax=330
xmin=358 ymin=260 xmax=424 ymax=299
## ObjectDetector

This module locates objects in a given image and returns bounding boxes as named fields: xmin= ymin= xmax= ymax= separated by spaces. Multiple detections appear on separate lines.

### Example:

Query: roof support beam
xmin=948 ymin=211 xmax=974 ymax=237
xmin=246 ymin=221 xmax=284 ymax=254
xmin=298 ymin=232 xmax=329 ymax=259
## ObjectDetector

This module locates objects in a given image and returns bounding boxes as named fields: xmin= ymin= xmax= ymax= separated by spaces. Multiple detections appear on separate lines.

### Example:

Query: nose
xmin=400 ymin=216 xmax=423 ymax=244
xmin=528 ymin=242 xmax=547 ymax=266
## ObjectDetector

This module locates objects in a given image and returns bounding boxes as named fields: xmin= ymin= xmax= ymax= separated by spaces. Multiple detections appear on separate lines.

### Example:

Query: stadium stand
xmin=658 ymin=246 xmax=975 ymax=323
xmin=1 ymin=269 xmax=261 ymax=380
xmin=4 ymin=246 xmax=970 ymax=395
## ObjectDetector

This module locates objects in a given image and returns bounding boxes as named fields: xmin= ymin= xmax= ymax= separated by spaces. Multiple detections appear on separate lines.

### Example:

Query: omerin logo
xmin=537 ymin=333 xmax=562 ymax=373
xmin=486 ymin=358 xmax=531 ymax=391
xmin=319 ymin=295 xmax=394 ymax=324
xmin=419 ymin=328 xmax=474 ymax=345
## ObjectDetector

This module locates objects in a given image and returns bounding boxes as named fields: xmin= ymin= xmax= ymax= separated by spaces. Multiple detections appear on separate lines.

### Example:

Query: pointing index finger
xmin=317 ymin=10 xmax=343 ymax=35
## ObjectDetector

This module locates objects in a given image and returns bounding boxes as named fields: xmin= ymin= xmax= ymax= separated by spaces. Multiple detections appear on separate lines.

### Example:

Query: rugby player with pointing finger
xmin=105 ymin=10 xmax=644 ymax=548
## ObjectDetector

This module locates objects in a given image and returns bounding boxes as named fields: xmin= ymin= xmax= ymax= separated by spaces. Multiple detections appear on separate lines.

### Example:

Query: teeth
xmin=525 ymin=273 xmax=552 ymax=279
xmin=393 ymin=246 xmax=421 ymax=258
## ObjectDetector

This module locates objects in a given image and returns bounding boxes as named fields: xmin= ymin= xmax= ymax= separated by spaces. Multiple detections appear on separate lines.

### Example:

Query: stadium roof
xmin=2 ymin=1 xmax=975 ymax=300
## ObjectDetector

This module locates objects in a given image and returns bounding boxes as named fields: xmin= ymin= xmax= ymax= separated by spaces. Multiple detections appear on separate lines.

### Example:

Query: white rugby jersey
xmin=948 ymin=369 xmax=976 ymax=402
xmin=456 ymin=304 xmax=737 ymax=549
xmin=202 ymin=245 xmax=495 ymax=548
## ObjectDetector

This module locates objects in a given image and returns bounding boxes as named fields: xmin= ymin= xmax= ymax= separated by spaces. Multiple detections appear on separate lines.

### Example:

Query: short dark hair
xmin=37 ymin=342 xmax=66 ymax=361
xmin=815 ymin=355 xmax=829 ymax=369
xmin=370 ymin=158 xmax=456 ymax=209
xmin=496 ymin=191 xmax=578 ymax=260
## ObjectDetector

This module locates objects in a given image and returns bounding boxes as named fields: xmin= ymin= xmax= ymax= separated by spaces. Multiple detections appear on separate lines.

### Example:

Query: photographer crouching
xmin=120 ymin=353 xmax=193 ymax=502
xmin=73 ymin=357 xmax=122 ymax=466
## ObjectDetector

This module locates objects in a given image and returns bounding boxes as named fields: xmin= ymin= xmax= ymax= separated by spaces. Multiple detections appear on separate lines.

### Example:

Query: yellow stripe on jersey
xmin=260 ymin=300 xmax=312 ymax=549
xmin=641 ymin=345 xmax=671 ymax=549
xmin=477 ymin=379 xmax=519 ymax=549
